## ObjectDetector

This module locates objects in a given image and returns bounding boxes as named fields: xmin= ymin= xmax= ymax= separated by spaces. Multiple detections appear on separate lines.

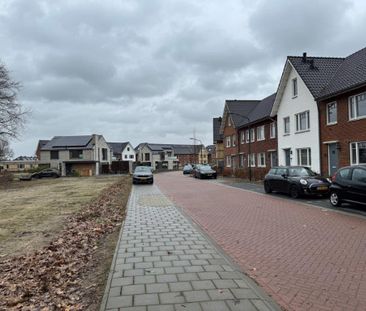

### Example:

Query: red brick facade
xmin=319 ymin=85 xmax=366 ymax=176
xmin=223 ymin=117 xmax=278 ymax=180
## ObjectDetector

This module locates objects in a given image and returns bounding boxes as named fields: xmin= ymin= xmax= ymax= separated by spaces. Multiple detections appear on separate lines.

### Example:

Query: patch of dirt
xmin=0 ymin=176 xmax=131 ymax=310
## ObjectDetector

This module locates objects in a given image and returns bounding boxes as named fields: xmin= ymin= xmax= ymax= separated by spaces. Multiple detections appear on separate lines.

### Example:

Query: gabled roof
xmin=135 ymin=143 xmax=201 ymax=155
xmin=38 ymin=140 xmax=50 ymax=148
xmin=213 ymin=117 xmax=223 ymax=143
xmin=42 ymin=135 xmax=94 ymax=150
xmin=13 ymin=156 xmax=37 ymax=161
xmin=317 ymin=47 xmax=366 ymax=100
xmin=108 ymin=142 xmax=129 ymax=154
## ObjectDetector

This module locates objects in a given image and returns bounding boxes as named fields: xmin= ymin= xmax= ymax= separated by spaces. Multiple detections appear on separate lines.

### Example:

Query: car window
xmin=338 ymin=168 xmax=351 ymax=180
xmin=288 ymin=167 xmax=316 ymax=177
xmin=276 ymin=168 xmax=287 ymax=176
xmin=268 ymin=168 xmax=277 ymax=175
xmin=352 ymin=168 xmax=366 ymax=183
xmin=200 ymin=166 xmax=213 ymax=171
xmin=135 ymin=166 xmax=151 ymax=173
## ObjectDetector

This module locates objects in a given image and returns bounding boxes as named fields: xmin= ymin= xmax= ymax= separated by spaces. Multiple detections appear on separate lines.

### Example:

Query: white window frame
xmin=297 ymin=148 xmax=311 ymax=166
xmin=283 ymin=117 xmax=290 ymax=135
xmin=228 ymin=116 xmax=232 ymax=126
xmin=248 ymin=153 xmax=256 ymax=167
xmin=292 ymin=78 xmax=298 ymax=97
xmin=250 ymin=128 xmax=255 ymax=142
xmin=295 ymin=110 xmax=310 ymax=132
xmin=350 ymin=141 xmax=366 ymax=165
xmin=257 ymin=152 xmax=266 ymax=167
xmin=226 ymin=136 xmax=231 ymax=148
xmin=349 ymin=92 xmax=366 ymax=120
xmin=256 ymin=125 xmax=265 ymax=141
xmin=239 ymin=154 xmax=245 ymax=168
xmin=226 ymin=155 xmax=231 ymax=167
xmin=232 ymin=134 xmax=236 ymax=147
xmin=270 ymin=122 xmax=276 ymax=138
xmin=240 ymin=131 xmax=245 ymax=144
xmin=245 ymin=130 xmax=250 ymax=143
xmin=326 ymin=102 xmax=337 ymax=125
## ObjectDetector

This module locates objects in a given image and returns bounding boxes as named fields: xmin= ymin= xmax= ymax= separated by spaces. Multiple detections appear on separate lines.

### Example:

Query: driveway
xmin=156 ymin=171 xmax=366 ymax=311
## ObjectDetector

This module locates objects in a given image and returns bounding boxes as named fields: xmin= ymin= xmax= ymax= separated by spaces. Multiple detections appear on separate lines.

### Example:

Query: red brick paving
xmin=156 ymin=172 xmax=366 ymax=311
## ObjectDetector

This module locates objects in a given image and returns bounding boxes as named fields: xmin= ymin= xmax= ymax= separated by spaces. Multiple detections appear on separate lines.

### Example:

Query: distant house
xmin=35 ymin=140 xmax=50 ymax=160
xmin=206 ymin=145 xmax=216 ymax=164
xmin=39 ymin=134 xmax=112 ymax=176
xmin=0 ymin=156 xmax=38 ymax=172
xmin=108 ymin=142 xmax=136 ymax=162
xmin=213 ymin=117 xmax=224 ymax=169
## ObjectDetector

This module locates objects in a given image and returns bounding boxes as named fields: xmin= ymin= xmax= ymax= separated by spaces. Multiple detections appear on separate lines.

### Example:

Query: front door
xmin=284 ymin=149 xmax=291 ymax=166
xmin=328 ymin=143 xmax=339 ymax=176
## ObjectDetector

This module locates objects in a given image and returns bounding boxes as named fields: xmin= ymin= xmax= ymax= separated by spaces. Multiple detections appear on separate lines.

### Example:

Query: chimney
xmin=302 ymin=52 xmax=307 ymax=62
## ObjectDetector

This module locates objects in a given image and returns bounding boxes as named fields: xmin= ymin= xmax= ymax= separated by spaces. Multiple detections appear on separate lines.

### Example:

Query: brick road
xmin=156 ymin=172 xmax=366 ymax=311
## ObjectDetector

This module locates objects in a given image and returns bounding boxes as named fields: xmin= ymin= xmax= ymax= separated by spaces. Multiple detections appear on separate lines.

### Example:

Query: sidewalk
xmin=100 ymin=184 xmax=280 ymax=311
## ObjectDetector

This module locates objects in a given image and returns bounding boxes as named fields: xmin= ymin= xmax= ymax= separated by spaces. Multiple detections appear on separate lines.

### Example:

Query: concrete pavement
xmin=101 ymin=184 xmax=279 ymax=311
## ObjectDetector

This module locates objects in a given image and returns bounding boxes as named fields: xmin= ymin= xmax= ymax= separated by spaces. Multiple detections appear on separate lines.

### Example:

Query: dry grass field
xmin=0 ymin=176 xmax=121 ymax=258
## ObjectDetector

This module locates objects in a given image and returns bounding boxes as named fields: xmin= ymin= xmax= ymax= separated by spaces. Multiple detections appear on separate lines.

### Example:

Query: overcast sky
xmin=1 ymin=0 xmax=365 ymax=157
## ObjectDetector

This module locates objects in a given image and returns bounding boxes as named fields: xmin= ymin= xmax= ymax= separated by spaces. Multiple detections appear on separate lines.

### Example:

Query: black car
xmin=264 ymin=166 xmax=331 ymax=198
xmin=329 ymin=165 xmax=366 ymax=207
xmin=31 ymin=168 xmax=60 ymax=179
xmin=194 ymin=165 xmax=217 ymax=179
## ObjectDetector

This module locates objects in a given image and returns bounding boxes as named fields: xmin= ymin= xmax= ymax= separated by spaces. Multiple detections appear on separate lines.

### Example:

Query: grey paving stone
xmin=157 ymin=274 xmax=178 ymax=283
xmin=135 ymin=262 xmax=154 ymax=269
xmin=148 ymin=305 xmax=174 ymax=311
xmin=124 ymin=269 xmax=145 ymax=277
xmin=231 ymin=288 xmax=258 ymax=299
xmin=154 ymin=261 xmax=173 ymax=268
xmin=165 ymin=266 xmax=185 ymax=274
xmin=234 ymin=279 xmax=250 ymax=288
xmin=184 ymin=266 xmax=204 ymax=273
xmin=134 ymin=293 xmax=159 ymax=306
xmin=251 ymin=299 xmax=273 ymax=311
xmin=126 ymin=257 xmax=143 ymax=264
xmin=197 ymin=272 xmax=220 ymax=280
xmin=111 ymin=277 xmax=133 ymax=287
xmin=200 ymin=301 xmax=230 ymax=311
xmin=218 ymin=271 xmax=239 ymax=279
xmin=146 ymin=282 xmax=170 ymax=293
xmin=175 ymin=302 xmax=203 ymax=311
xmin=106 ymin=295 xmax=133 ymax=308
xmin=159 ymin=292 xmax=185 ymax=304
xmin=173 ymin=260 xmax=191 ymax=267
xmin=134 ymin=275 xmax=156 ymax=284
xmin=204 ymin=265 xmax=224 ymax=272
xmin=177 ymin=273 xmax=199 ymax=282
xmin=183 ymin=290 xmax=210 ymax=303
xmin=122 ymin=284 xmax=145 ymax=295
xmin=226 ymin=299 xmax=257 ymax=311
xmin=144 ymin=256 xmax=161 ymax=262
xmin=191 ymin=260 xmax=209 ymax=266
xmin=169 ymin=281 xmax=193 ymax=292
xmin=191 ymin=280 xmax=216 ymax=290
xmin=108 ymin=286 xmax=121 ymax=297
xmin=207 ymin=288 xmax=235 ymax=300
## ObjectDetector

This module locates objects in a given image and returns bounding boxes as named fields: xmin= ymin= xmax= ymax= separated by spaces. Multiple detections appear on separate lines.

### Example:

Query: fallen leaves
xmin=0 ymin=178 xmax=130 ymax=310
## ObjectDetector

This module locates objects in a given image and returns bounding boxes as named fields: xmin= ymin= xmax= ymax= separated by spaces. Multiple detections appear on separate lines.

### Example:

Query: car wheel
xmin=290 ymin=185 xmax=300 ymax=199
xmin=329 ymin=191 xmax=342 ymax=207
xmin=264 ymin=181 xmax=272 ymax=194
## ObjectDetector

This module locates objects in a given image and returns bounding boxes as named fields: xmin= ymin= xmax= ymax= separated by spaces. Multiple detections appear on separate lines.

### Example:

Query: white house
xmin=108 ymin=142 xmax=136 ymax=162
xmin=271 ymin=53 xmax=344 ymax=173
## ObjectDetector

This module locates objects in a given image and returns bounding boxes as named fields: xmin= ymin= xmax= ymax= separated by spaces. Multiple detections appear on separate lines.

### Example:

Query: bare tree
xmin=0 ymin=139 xmax=13 ymax=160
xmin=0 ymin=62 xmax=26 ymax=158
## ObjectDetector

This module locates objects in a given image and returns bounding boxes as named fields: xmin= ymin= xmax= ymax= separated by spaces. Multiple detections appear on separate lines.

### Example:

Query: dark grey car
xmin=133 ymin=166 xmax=154 ymax=184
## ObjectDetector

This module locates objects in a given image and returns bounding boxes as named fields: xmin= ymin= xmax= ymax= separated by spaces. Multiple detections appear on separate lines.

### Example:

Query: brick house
xmin=220 ymin=94 xmax=277 ymax=180
xmin=213 ymin=117 xmax=224 ymax=170
xmin=316 ymin=47 xmax=366 ymax=176
xmin=39 ymin=134 xmax=112 ymax=176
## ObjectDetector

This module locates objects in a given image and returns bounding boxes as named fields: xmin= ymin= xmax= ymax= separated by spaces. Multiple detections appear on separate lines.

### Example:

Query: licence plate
xmin=317 ymin=186 xmax=328 ymax=191
xmin=207 ymin=174 xmax=212 ymax=176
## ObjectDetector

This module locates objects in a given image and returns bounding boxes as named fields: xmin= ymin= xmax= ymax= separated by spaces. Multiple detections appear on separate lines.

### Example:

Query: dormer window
xmin=228 ymin=116 xmax=232 ymax=127
xmin=292 ymin=78 xmax=298 ymax=97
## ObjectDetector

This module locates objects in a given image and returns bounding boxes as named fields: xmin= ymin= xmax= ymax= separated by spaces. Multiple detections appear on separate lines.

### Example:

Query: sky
xmin=1 ymin=0 xmax=365 ymax=157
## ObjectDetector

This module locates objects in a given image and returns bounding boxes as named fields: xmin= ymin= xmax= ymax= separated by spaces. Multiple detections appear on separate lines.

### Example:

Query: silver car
xmin=133 ymin=166 xmax=154 ymax=184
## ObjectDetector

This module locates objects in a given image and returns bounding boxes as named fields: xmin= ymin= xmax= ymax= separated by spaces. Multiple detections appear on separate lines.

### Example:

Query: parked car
xmin=183 ymin=164 xmax=193 ymax=175
xmin=190 ymin=164 xmax=200 ymax=177
xmin=194 ymin=165 xmax=217 ymax=179
xmin=133 ymin=166 xmax=154 ymax=184
xmin=31 ymin=168 xmax=60 ymax=179
xmin=329 ymin=165 xmax=366 ymax=207
xmin=264 ymin=166 xmax=331 ymax=198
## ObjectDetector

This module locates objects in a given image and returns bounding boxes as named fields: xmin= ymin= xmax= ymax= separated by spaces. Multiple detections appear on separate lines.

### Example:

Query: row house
xmin=213 ymin=118 xmax=224 ymax=169
xmin=219 ymin=94 xmax=277 ymax=180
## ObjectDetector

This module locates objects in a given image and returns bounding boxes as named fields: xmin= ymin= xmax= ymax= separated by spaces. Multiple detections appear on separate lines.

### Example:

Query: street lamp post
xmin=190 ymin=137 xmax=203 ymax=164
xmin=227 ymin=112 xmax=252 ymax=182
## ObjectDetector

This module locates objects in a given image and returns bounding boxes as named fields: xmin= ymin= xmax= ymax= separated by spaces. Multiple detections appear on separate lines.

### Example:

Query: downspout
xmin=316 ymin=98 xmax=323 ymax=175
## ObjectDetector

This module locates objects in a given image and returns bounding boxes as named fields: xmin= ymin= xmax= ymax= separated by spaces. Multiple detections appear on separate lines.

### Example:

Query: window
xmin=144 ymin=153 xmax=150 ymax=161
xmin=349 ymin=92 xmax=366 ymax=120
xmin=129 ymin=155 xmax=134 ymax=159
xmin=297 ymin=148 xmax=311 ymax=166
xmin=257 ymin=152 xmax=266 ymax=167
xmin=70 ymin=150 xmax=83 ymax=159
xmin=50 ymin=150 xmax=59 ymax=160
xmin=352 ymin=168 xmax=366 ymax=183
xmin=102 ymin=148 xmax=108 ymax=161
xmin=350 ymin=142 xmax=366 ymax=165
xmin=226 ymin=136 xmax=231 ymax=148
xmin=284 ymin=117 xmax=290 ymax=134
xmin=338 ymin=168 xmax=351 ymax=180
xmin=250 ymin=128 xmax=255 ymax=142
xmin=226 ymin=156 xmax=231 ymax=167
xmin=256 ymin=126 xmax=265 ymax=141
xmin=240 ymin=131 xmax=245 ymax=144
xmin=269 ymin=151 xmax=278 ymax=167
xmin=232 ymin=134 xmax=236 ymax=147
xmin=245 ymin=130 xmax=250 ymax=143
xmin=228 ymin=116 xmax=231 ymax=126
xmin=276 ymin=168 xmax=288 ymax=176
xmin=239 ymin=154 xmax=245 ymax=167
xmin=295 ymin=110 xmax=310 ymax=132
xmin=127 ymin=147 xmax=130 ymax=151
xmin=327 ymin=102 xmax=337 ymax=124
xmin=248 ymin=154 xmax=256 ymax=167
xmin=270 ymin=122 xmax=276 ymax=138
xmin=124 ymin=155 xmax=128 ymax=159
xmin=18 ymin=164 xmax=24 ymax=169
xmin=292 ymin=78 xmax=298 ymax=97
